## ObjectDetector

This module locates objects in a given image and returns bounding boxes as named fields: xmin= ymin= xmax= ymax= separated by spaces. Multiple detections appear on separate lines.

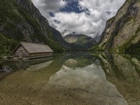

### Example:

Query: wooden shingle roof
xmin=20 ymin=42 xmax=53 ymax=54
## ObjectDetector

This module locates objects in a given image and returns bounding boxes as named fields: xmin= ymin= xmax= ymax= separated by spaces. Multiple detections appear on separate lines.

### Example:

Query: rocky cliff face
xmin=0 ymin=0 xmax=65 ymax=54
xmin=95 ymin=0 xmax=140 ymax=53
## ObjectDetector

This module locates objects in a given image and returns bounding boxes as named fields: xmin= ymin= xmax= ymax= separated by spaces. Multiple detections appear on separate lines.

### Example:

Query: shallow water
xmin=0 ymin=52 xmax=140 ymax=105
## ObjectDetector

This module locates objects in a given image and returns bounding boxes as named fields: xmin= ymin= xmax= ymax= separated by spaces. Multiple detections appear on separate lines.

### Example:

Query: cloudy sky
xmin=31 ymin=0 xmax=125 ymax=41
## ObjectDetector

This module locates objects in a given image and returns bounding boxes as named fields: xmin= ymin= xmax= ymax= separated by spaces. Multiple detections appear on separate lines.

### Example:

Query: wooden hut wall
xmin=29 ymin=52 xmax=53 ymax=58
xmin=15 ymin=46 xmax=29 ymax=57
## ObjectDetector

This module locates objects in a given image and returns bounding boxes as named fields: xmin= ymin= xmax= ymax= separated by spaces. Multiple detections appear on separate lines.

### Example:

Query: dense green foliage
xmin=0 ymin=0 xmax=47 ymax=41
xmin=0 ymin=34 xmax=18 ymax=55
xmin=46 ymin=29 xmax=65 ymax=52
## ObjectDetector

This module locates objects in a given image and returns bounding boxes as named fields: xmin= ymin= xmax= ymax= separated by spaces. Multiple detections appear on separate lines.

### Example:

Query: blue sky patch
xmin=60 ymin=0 xmax=84 ymax=13
xmin=49 ymin=12 xmax=55 ymax=17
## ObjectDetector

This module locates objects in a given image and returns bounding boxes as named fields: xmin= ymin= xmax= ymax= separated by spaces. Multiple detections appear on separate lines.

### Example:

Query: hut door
xmin=18 ymin=50 xmax=23 ymax=59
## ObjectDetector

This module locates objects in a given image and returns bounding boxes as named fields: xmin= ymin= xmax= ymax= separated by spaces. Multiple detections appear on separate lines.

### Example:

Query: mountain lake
xmin=0 ymin=52 xmax=140 ymax=105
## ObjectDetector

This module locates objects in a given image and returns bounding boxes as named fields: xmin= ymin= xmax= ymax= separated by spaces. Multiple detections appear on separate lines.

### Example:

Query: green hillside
xmin=0 ymin=0 xmax=65 ymax=56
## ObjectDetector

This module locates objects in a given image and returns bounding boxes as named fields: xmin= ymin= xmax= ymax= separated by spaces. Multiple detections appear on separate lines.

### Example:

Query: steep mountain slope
xmin=64 ymin=34 xmax=96 ymax=44
xmin=0 ymin=0 xmax=65 ymax=55
xmin=64 ymin=34 xmax=97 ymax=50
xmin=93 ymin=0 xmax=140 ymax=53
xmin=46 ymin=29 xmax=97 ymax=50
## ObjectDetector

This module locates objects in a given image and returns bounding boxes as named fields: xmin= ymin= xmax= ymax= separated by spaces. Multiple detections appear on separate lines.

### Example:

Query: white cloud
xmin=31 ymin=0 xmax=126 ymax=41
xmin=31 ymin=0 xmax=67 ymax=13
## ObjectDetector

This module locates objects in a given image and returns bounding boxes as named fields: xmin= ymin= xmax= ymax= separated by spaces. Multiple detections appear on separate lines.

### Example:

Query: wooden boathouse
xmin=14 ymin=42 xmax=53 ymax=59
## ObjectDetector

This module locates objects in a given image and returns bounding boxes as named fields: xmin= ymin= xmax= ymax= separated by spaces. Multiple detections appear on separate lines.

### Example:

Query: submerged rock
xmin=0 ymin=65 xmax=13 ymax=73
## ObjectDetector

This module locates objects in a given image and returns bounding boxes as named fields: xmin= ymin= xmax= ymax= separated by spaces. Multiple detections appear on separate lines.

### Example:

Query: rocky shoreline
xmin=0 ymin=64 xmax=13 ymax=73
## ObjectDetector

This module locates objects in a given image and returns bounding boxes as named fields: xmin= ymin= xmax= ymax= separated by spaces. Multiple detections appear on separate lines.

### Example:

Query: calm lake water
xmin=0 ymin=52 xmax=140 ymax=105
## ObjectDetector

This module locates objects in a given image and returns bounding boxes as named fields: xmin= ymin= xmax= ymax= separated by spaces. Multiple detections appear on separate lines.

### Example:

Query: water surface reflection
xmin=0 ymin=52 xmax=139 ymax=105
xmin=99 ymin=54 xmax=140 ymax=105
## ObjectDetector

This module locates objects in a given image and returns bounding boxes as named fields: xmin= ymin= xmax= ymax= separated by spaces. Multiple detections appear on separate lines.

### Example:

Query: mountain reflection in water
xmin=0 ymin=52 xmax=140 ymax=105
